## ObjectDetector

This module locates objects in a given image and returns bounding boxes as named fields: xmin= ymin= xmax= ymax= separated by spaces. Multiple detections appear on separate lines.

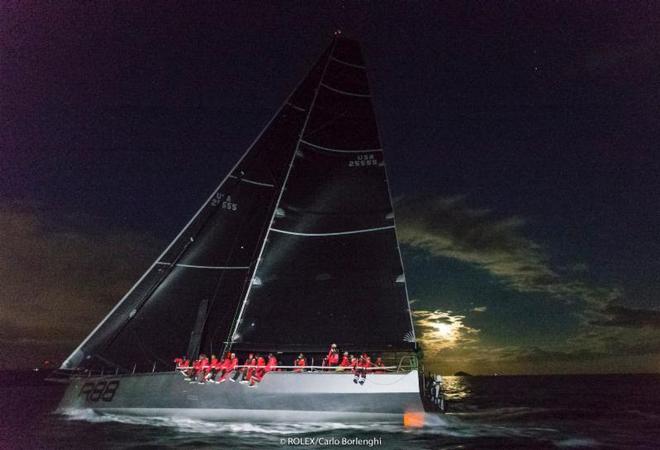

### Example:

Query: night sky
xmin=2 ymin=2 xmax=659 ymax=374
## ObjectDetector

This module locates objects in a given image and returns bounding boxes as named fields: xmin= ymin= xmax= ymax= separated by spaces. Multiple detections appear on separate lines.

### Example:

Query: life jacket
xmin=210 ymin=357 xmax=219 ymax=369
xmin=229 ymin=357 xmax=238 ymax=370
xmin=339 ymin=356 xmax=350 ymax=367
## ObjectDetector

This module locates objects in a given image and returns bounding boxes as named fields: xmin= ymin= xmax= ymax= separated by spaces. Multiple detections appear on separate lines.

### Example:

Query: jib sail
xmin=61 ymin=37 xmax=415 ymax=373
xmin=61 ymin=46 xmax=331 ymax=371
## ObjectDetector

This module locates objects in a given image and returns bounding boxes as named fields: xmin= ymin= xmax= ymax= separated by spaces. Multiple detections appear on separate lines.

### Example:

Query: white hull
xmin=57 ymin=370 xmax=425 ymax=423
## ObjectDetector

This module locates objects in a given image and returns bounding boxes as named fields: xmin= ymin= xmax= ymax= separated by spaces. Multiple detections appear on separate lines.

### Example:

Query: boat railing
xmin=175 ymin=364 xmax=408 ymax=373
xmin=396 ymin=354 xmax=418 ymax=372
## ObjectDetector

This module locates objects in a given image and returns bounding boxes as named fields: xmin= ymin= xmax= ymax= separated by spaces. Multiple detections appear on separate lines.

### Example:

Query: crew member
xmin=220 ymin=353 xmax=239 ymax=382
xmin=198 ymin=354 xmax=210 ymax=383
xmin=337 ymin=352 xmax=350 ymax=372
xmin=294 ymin=353 xmax=306 ymax=373
xmin=249 ymin=354 xmax=267 ymax=386
xmin=241 ymin=353 xmax=257 ymax=383
xmin=205 ymin=354 xmax=220 ymax=382
xmin=350 ymin=354 xmax=359 ymax=372
xmin=353 ymin=353 xmax=370 ymax=385
xmin=373 ymin=356 xmax=385 ymax=374
xmin=266 ymin=353 xmax=278 ymax=372
xmin=325 ymin=343 xmax=339 ymax=369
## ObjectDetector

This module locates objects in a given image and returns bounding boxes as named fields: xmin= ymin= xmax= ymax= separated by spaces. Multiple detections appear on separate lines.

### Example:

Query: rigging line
xmin=224 ymin=39 xmax=339 ymax=356
xmin=330 ymin=55 xmax=366 ymax=69
xmin=270 ymin=225 xmax=394 ymax=237
xmin=300 ymin=138 xmax=382 ymax=154
xmin=320 ymin=82 xmax=371 ymax=98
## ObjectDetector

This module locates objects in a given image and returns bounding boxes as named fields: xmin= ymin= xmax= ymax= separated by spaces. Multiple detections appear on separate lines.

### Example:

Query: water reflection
xmin=441 ymin=375 xmax=471 ymax=401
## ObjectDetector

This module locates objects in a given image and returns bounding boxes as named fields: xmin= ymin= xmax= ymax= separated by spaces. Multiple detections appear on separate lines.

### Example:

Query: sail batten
xmin=320 ymin=82 xmax=372 ymax=98
xmin=270 ymin=225 xmax=395 ymax=237
xmin=329 ymin=55 xmax=366 ymax=69
xmin=299 ymin=139 xmax=383 ymax=153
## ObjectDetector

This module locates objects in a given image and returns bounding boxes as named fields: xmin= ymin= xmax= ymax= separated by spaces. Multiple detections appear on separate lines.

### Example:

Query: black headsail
xmin=228 ymin=38 xmax=416 ymax=354
xmin=61 ymin=44 xmax=332 ymax=372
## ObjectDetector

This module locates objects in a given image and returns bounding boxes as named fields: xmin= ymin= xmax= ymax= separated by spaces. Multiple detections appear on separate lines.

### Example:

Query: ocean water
xmin=1 ymin=371 xmax=659 ymax=449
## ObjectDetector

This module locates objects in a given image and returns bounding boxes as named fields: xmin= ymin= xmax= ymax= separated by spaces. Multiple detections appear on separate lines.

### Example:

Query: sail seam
xmin=321 ymin=82 xmax=371 ymax=98
xmin=225 ymin=39 xmax=339 ymax=352
xmin=270 ymin=225 xmax=394 ymax=237
xmin=300 ymin=139 xmax=382 ymax=154
xmin=330 ymin=56 xmax=366 ymax=69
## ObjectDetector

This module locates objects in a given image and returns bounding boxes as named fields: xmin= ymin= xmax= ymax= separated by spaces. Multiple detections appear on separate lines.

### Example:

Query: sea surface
xmin=1 ymin=371 xmax=659 ymax=449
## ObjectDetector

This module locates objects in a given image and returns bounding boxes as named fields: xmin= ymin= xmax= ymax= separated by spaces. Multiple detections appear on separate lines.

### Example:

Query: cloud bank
xmin=0 ymin=204 xmax=160 ymax=367
xmin=398 ymin=195 xmax=660 ymax=373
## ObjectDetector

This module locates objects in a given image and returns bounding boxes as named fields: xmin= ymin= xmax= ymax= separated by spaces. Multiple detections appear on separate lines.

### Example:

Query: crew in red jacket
xmin=373 ymin=356 xmax=386 ymax=374
xmin=325 ymin=343 xmax=339 ymax=369
xmin=220 ymin=353 xmax=239 ymax=382
xmin=198 ymin=354 xmax=210 ymax=383
xmin=265 ymin=353 xmax=278 ymax=373
xmin=350 ymin=355 xmax=359 ymax=372
xmin=337 ymin=352 xmax=350 ymax=371
xmin=241 ymin=353 xmax=256 ymax=383
xmin=353 ymin=353 xmax=370 ymax=385
xmin=249 ymin=354 xmax=267 ymax=386
xmin=294 ymin=353 xmax=306 ymax=373
xmin=205 ymin=354 xmax=220 ymax=381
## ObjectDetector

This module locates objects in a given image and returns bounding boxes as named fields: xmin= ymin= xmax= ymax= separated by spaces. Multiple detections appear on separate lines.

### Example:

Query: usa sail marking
xmin=348 ymin=154 xmax=377 ymax=167
xmin=211 ymin=192 xmax=238 ymax=211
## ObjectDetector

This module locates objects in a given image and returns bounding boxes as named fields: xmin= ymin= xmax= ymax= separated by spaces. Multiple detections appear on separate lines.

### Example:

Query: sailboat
xmin=56 ymin=35 xmax=437 ymax=423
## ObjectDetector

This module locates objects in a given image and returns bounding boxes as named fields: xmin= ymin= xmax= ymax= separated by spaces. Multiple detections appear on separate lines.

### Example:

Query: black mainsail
xmin=61 ymin=37 xmax=415 ymax=373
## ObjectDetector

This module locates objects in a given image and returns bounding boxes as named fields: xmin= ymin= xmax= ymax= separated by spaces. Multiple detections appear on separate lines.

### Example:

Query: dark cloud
xmin=591 ymin=304 xmax=660 ymax=329
xmin=395 ymin=195 xmax=615 ymax=307
xmin=0 ymin=204 xmax=161 ymax=368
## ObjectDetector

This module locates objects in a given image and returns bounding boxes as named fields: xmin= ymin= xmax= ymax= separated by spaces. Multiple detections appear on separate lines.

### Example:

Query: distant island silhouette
xmin=454 ymin=371 xmax=473 ymax=376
